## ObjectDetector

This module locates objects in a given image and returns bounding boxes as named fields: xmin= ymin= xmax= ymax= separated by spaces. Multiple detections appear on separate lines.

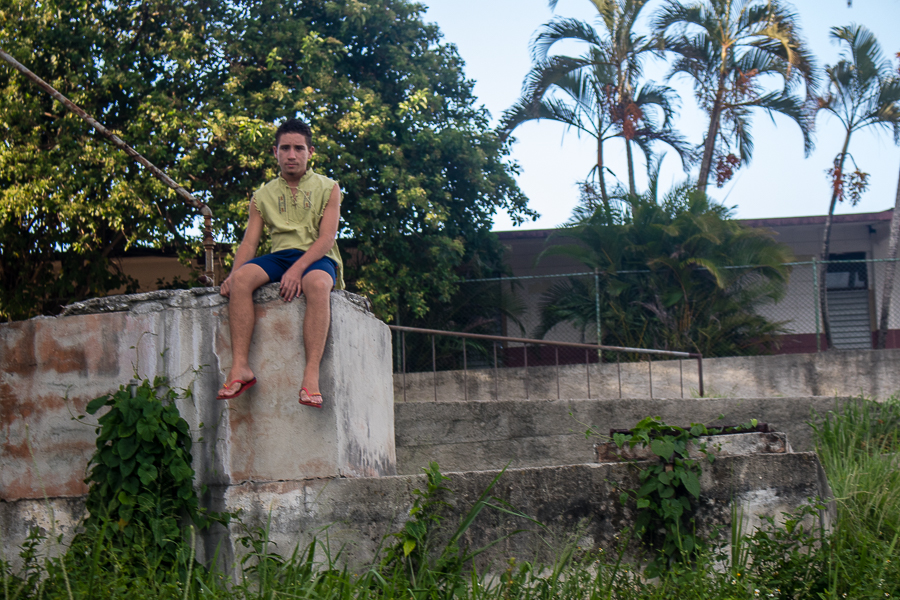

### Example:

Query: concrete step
xmin=394 ymin=396 xmax=848 ymax=476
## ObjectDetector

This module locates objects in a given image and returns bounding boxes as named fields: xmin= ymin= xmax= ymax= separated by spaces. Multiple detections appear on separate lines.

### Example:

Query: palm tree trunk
xmin=876 ymin=159 xmax=900 ymax=348
xmin=625 ymin=138 xmax=636 ymax=196
xmin=597 ymin=136 xmax=611 ymax=219
xmin=697 ymin=75 xmax=728 ymax=193
xmin=819 ymin=132 xmax=852 ymax=350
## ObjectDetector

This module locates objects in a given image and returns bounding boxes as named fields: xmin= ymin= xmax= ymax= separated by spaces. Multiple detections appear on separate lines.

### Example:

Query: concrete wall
xmin=394 ymin=396 xmax=845 ymax=475
xmin=1 ymin=285 xmax=395 ymax=563
xmin=2 ymin=452 xmax=831 ymax=570
xmin=394 ymin=348 xmax=900 ymax=403
xmin=0 ymin=285 xmax=843 ymax=571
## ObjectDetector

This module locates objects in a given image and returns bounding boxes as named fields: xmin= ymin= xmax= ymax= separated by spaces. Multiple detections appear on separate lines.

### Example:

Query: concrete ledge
xmin=394 ymin=349 xmax=900 ymax=402
xmin=395 ymin=396 xmax=845 ymax=475
xmin=1 ymin=452 xmax=831 ymax=571
xmin=596 ymin=432 xmax=791 ymax=462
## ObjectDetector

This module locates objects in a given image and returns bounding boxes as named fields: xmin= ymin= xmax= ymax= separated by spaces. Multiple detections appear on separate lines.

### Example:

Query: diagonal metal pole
xmin=0 ymin=46 xmax=216 ymax=285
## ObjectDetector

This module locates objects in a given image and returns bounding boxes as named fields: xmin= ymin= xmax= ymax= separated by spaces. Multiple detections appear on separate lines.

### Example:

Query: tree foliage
xmin=813 ymin=24 xmax=900 ymax=348
xmin=501 ymin=0 xmax=691 ymax=208
xmin=654 ymin=0 xmax=818 ymax=191
xmin=536 ymin=182 xmax=793 ymax=357
xmin=0 ymin=0 xmax=535 ymax=322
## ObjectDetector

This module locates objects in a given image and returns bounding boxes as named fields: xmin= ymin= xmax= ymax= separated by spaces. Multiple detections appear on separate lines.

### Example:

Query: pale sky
xmin=422 ymin=0 xmax=900 ymax=230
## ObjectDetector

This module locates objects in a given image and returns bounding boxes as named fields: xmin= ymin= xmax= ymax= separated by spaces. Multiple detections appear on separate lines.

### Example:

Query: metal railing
xmin=0 ymin=47 xmax=216 ymax=285
xmin=389 ymin=325 xmax=704 ymax=402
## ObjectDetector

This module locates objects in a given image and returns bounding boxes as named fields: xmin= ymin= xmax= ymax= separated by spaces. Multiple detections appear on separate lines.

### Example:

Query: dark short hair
xmin=275 ymin=118 xmax=312 ymax=147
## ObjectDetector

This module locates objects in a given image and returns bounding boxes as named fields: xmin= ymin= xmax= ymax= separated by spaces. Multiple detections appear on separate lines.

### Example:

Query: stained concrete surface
xmin=1 ymin=286 xmax=394 ymax=565
xmin=394 ymin=349 xmax=900 ymax=402
xmin=2 ymin=452 xmax=830 ymax=571
xmin=394 ymin=396 xmax=845 ymax=475
xmin=1 ymin=285 xmax=843 ymax=572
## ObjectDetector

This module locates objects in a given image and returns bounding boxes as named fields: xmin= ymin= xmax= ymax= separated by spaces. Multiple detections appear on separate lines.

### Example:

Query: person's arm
xmin=219 ymin=199 xmax=265 ymax=298
xmin=279 ymin=183 xmax=341 ymax=301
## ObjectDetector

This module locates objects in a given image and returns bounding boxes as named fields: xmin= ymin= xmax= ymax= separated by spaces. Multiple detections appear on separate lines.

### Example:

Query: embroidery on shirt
xmin=278 ymin=195 xmax=286 ymax=213
xmin=303 ymin=190 xmax=312 ymax=209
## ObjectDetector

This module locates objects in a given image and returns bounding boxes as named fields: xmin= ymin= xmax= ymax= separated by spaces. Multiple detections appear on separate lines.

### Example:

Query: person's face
xmin=273 ymin=132 xmax=313 ymax=178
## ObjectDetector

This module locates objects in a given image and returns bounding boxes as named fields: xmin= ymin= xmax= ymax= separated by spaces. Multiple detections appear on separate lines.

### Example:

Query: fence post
xmin=402 ymin=331 xmax=407 ymax=403
xmin=594 ymin=268 xmax=602 ymax=362
xmin=812 ymin=258 xmax=821 ymax=353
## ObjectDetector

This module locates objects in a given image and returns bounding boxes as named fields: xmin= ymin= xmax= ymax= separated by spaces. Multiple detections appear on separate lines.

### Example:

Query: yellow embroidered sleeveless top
xmin=252 ymin=171 xmax=345 ymax=289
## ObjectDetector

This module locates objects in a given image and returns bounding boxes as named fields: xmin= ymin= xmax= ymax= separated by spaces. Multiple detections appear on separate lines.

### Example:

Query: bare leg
xmin=299 ymin=270 xmax=333 ymax=400
xmin=221 ymin=263 xmax=270 ymax=397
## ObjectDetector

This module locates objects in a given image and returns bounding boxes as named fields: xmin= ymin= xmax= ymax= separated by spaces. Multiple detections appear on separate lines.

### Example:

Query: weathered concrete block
xmin=394 ymin=397 xmax=845 ymax=475
xmin=394 ymin=349 xmax=900 ymax=402
xmin=595 ymin=431 xmax=791 ymax=462
xmin=189 ymin=452 xmax=835 ymax=569
xmin=1 ymin=286 xmax=394 ymax=562
xmin=3 ymin=452 xmax=826 ymax=572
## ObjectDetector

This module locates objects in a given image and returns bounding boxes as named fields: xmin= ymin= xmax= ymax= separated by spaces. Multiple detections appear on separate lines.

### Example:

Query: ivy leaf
xmin=120 ymin=457 xmax=136 ymax=478
xmin=86 ymin=395 xmax=110 ymax=415
xmin=170 ymin=458 xmax=193 ymax=482
xmin=637 ymin=480 xmax=657 ymax=497
xmin=136 ymin=419 xmax=157 ymax=441
xmin=121 ymin=476 xmax=139 ymax=496
xmin=403 ymin=539 xmax=416 ymax=557
xmin=120 ymin=401 xmax=140 ymax=427
xmin=117 ymin=435 xmax=139 ymax=460
xmin=137 ymin=463 xmax=158 ymax=485
xmin=680 ymin=470 xmax=701 ymax=498
xmin=99 ymin=446 xmax=120 ymax=468
xmin=651 ymin=438 xmax=675 ymax=460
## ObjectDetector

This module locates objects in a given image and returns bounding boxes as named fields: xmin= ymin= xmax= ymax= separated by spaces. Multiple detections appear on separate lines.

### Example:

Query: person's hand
xmin=280 ymin=265 xmax=304 ymax=301
xmin=219 ymin=274 xmax=233 ymax=298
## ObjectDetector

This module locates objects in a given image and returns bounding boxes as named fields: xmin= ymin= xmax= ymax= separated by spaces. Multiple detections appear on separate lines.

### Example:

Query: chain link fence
xmin=393 ymin=258 xmax=900 ymax=373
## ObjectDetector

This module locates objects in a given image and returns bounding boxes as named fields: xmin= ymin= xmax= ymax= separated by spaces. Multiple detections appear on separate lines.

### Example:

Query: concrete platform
xmin=395 ymin=396 xmax=845 ymax=475
xmin=3 ymin=452 xmax=832 ymax=570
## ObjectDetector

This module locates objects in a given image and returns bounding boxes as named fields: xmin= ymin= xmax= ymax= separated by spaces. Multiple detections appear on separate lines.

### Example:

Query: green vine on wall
xmin=80 ymin=377 xmax=228 ymax=565
xmin=612 ymin=416 xmax=758 ymax=577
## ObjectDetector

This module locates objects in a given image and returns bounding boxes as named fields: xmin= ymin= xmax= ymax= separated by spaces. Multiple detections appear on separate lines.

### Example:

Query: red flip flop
xmin=216 ymin=377 xmax=257 ymax=400
xmin=298 ymin=387 xmax=323 ymax=408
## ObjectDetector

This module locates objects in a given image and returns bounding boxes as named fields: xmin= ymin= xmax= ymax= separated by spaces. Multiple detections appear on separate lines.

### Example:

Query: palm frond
xmin=531 ymin=17 xmax=604 ymax=63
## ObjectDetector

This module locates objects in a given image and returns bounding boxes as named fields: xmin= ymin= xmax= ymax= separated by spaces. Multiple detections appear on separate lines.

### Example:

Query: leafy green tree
xmin=0 ymin=0 xmax=535 ymax=322
xmin=813 ymin=25 xmax=900 ymax=348
xmin=535 ymin=179 xmax=793 ymax=357
xmin=501 ymin=0 xmax=690 ymax=209
xmin=653 ymin=0 xmax=817 ymax=191
xmin=0 ymin=0 xmax=228 ymax=321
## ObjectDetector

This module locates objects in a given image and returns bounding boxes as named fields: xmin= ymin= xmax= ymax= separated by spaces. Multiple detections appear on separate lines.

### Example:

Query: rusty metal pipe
xmin=0 ymin=46 xmax=216 ymax=285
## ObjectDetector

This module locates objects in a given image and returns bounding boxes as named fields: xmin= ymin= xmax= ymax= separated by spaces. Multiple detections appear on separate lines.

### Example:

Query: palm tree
xmin=879 ymin=163 xmax=900 ymax=348
xmin=500 ymin=0 xmax=691 ymax=209
xmin=653 ymin=0 xmax=817 ymax=191
xmin=815 ymin=25 xmax=900 ymax=348
xmin=534 ymin=176 xmax=793 ymax=357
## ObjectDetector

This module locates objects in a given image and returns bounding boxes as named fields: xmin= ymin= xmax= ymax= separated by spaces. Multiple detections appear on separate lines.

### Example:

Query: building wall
xmin=495 ymin=210 xmax=900 ymax=354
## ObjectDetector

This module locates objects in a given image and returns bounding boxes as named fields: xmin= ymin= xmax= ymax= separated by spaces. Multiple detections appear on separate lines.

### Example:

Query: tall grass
xmin=5 ymin=396 xmax=900 ymax=599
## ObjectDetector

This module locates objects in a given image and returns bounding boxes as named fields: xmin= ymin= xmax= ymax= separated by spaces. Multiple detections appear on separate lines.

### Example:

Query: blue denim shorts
xmin=246 ymin=249 xmax=337 ymax=286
